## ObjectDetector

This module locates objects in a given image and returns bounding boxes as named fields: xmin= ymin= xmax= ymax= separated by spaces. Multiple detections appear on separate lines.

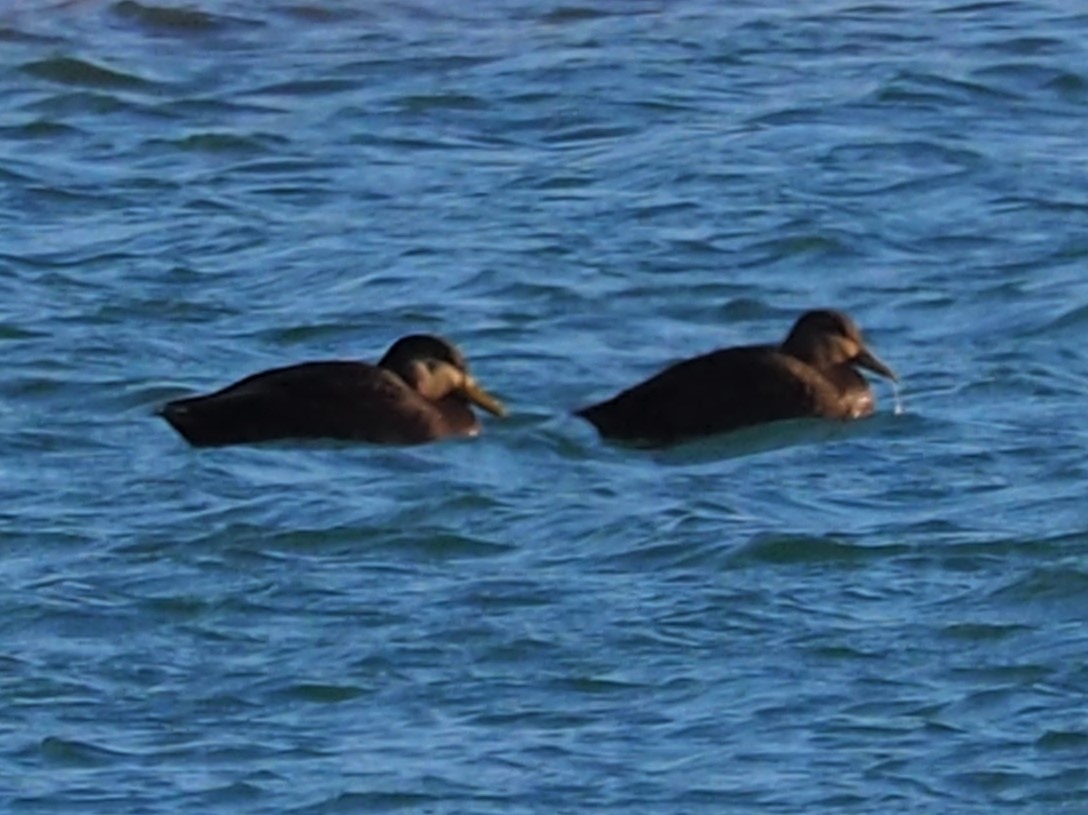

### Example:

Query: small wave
xmin=113 ymin=0 xmax=226 ymax=33
xmin=730 ymin=534 xmax=907 ymax=565
xmin=872 ymin=69 xmax=1017 ymax=107
xmin=22 ymin=56 xmax=153 ymax=90
xmin=978 ymin=36 xmax=1065 ymax=56
xmin=747 ymin=105 xmax=837 ymax=128
xmin=0 ymin=322 xmax=49 ymax=341
xmin=541 ymin=6 xmax=613 ymax=24
xmin=219 ymin=157 xmax=339 ymax=176
xmin=934 ymin=2 xmax=1027 ymax=18
xmin=145 ymin=131 xmax=275 ymax=154
xmin=542 ymin=123 xmax=641 ymax=146
xmin=397 ymin=93 xmax=487 ymax=112
xmin=249 ymin=78 xmax=359 ymax=98
xmin=1025 ymin=302 xmax=1088 ymax=337
xmin=191 ymin=781 xmax=264 ymax=806
xmin=601 ymin=538 xmax=721 ymax=571
xmin=281 ymin=682 xmax=367 ymax=704
xmin=971 ymin=63 xmax=1087 ymax=101
xmin=812 ymin=140 xmax=981 ymax=197
xmin=738 ymin=232 xmax=859 ymax=264
xmin=376 ymin=530 xmax=515 ymax=561
xmin=1036 ymin=729 xmax=1088 ymax=750
xmin=287 ymin=790 xmax=452 ymax=814
xmin=21 ymin=89 xmax=141 ymax=118
xmin=986 ymin=562 xmax=1088 ymax=604
xmin=939 ymin=621 xmax=1029 ymax=642
xmin=39 ymin=735 xmax=128 ymax=767
xmin=0 ymin=119 xmax=84 ymax=140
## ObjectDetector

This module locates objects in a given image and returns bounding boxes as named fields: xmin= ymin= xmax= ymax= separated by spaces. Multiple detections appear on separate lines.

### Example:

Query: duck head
xmin=378 ymin=334 xmax=507 ymax=416
xmin=780 ymin=310 xmax=897 ymax=381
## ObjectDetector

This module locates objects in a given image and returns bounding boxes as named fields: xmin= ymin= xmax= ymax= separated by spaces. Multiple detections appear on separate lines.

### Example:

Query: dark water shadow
xmin=589 ymin=411 xmax=917 ymax=466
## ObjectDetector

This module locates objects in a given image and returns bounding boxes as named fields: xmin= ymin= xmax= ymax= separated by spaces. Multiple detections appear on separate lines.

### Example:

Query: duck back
xmin=160 ymin=361 xmax=477 ymax=446
xmin=577 ymin=346 xmax=853 ymax=445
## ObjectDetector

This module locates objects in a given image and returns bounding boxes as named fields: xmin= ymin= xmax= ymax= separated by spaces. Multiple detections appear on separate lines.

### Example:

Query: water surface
xmin=3 ymin=1 xmax=1088 ymax=812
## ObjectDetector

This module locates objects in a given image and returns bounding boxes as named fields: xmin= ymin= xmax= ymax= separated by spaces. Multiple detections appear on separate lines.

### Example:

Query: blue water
xmin=3 ymin=0 xmax=1088 ymax=812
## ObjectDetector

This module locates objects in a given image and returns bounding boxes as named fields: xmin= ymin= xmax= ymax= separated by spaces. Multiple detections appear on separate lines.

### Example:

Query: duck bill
xmin=462 ymin=377 xmax=508 ymax=417
xmin=855 ymin=347 xmax=898 ymax=382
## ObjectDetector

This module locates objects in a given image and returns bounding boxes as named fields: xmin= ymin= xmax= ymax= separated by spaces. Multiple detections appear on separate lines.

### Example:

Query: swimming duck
xmin=575 ymin=309 xmax=897 ymax=445
xmin=159 ymin=334 xmax=507 ymax=447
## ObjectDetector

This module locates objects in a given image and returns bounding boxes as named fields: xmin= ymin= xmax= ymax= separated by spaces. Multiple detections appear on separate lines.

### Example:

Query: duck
xmin=575 ymin=309 xmax=897 ymax=445
xmin=159 ymin=334 xmax=507 ymax=447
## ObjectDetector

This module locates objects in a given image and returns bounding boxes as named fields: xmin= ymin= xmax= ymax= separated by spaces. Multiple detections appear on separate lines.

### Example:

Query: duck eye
xmin=425 ymin=359 xmax=461 ymax=379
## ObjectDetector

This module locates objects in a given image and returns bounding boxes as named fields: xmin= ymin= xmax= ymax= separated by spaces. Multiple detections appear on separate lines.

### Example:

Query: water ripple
xmin=112 ymin=0 xmax=232 ymax=34
xmin=22 ymin=56 xmax=156 ymax=90
xmin=3 ymin=0 xmax=1088 ymax=813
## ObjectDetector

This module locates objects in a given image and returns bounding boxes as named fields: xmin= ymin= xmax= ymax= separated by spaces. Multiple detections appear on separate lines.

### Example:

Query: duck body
xmin=576 ymin=310 xmax=896 ymax=446
xmin=159 ymin=335 xmax=506 ymax=447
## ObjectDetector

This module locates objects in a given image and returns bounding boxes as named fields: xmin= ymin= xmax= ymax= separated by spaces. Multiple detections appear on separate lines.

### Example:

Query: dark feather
xmin=576 ymin=310 xmax=895 ymax=445
xmin=159 ymin=336 xmax=502 ymax=447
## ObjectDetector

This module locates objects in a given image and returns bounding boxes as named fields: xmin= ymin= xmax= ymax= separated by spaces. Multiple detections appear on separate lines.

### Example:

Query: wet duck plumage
xmin=159 ymin=334 xmax=506 ymax=447
xmin=575 ymin=309 xmax=897 ymax=445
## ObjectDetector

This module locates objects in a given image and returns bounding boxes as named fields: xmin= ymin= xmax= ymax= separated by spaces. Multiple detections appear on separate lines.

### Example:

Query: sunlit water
xmin=3 ymin=1 xmax=1088 ymax=813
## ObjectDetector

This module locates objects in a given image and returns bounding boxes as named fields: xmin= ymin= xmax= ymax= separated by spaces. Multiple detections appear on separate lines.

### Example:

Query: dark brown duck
xmin=159 ymin=334 xmax=507 ymax=447
xmin=576 ymin=309 xmax=897 ymax=445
